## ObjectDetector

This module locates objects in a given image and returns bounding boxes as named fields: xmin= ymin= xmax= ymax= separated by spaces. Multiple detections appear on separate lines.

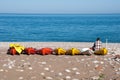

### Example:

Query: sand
xmin=0 ymin=42 xmax=120 ymax=80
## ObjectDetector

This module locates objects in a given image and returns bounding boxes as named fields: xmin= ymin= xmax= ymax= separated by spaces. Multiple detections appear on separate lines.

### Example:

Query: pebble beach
xmin=0 ymin=42 xmax=120 ymax=80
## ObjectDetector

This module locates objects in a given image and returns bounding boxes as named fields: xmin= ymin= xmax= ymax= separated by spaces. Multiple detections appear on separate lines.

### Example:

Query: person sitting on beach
xmin=92 ymin=37 xmax=102 ymax=51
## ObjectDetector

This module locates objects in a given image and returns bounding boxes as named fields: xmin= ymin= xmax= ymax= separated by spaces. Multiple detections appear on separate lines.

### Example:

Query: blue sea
xmin=0 ymin=13 xmax=120 ymax=43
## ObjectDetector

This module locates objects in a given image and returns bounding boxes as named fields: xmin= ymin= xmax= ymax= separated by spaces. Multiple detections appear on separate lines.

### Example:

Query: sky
xmin=0 ymin=0 xmax=120 ymax=14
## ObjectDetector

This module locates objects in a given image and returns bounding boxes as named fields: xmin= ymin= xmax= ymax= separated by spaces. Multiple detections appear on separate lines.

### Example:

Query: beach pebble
xmin=72 ymin=68 xmax=77 ymax=71
xmin=75 ymin=72 xmax=80 ymax=75
xmin=44 ymin=67 xmax=49 ymax=71
xmin=81 ymin=59 xmax=85 ymax=61
xmin=95 ymin=65 xmax=103 ymax=71
xmin=86 ymin=64 xmax=90 ymax=67
xmin=41 ymin=62 xmax=47 ymax=65
xmin=119 ymin=68 xmax=120 ymax=71
xmin=28 ymin=67 xmax=32 ymax=70
xmin=3 ymin=59 xmax=16 ymax=69
xmin=116 ymin=72 xmax=120 ymax=75
xmin=8 ymin=66 xmax=12 ymax=69
xmin=65 ymin=76 xmax=71 ymax=79
xmin=3 ymin=64 xmax=7 ymax=67
xmin=45 ymin=76 xmax=53 ymax=80
xmin=58 ymin=72 xmax=63 ymax=76
xmin=20 ymin=69 xmax=24 ymax=72
xmin=24 ymin=62 xmax=31 ymax=66
xmin=65 ymin=69 xmax=71 ymax=73
xmin=100 ymin=61 xmax=104 ymax=64
xmin=0 ymin=69 xmax=4 ymax=72
xmin=16 ymin=69 xmax=24 ymax=72
xmin=50 ymin=70 xmax=54 ymax=73
xmin=93 ymin=60 xmax=99 ymax=64
xmin=19 ymin=77 xmax=23 ymax=79
xmin=41 ymin=72 xmax=45 ymax=76
xmin=91 ymin=76 xmax=99 ymax=80
xmin=95 ymin=64 xmax=99 ymax=67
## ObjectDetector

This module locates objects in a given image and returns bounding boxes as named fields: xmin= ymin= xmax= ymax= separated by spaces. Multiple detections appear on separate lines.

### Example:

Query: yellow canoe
xmin=54 ymin=48 xmax=66 ymax=55
xmin=94 ymin=48 xmax=108 ymax=55
xmin=67 ymin=48 xmax=80 ymax=55
xmin=10 ymin=43 xmax=25 ymax=54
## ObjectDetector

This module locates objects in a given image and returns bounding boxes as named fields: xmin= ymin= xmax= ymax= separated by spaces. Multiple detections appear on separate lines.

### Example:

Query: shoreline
xmin=0 ymin=42 xmax=120 ymax=54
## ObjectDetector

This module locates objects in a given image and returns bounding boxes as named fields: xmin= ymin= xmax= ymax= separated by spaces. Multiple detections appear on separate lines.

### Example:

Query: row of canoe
xmin=7 ymin=44 xmax=108 ymax=55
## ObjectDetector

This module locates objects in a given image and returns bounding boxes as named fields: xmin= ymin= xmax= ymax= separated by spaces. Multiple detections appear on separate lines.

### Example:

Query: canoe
xmin=25 ymin=47 xmax=36 ymax=55
xmin=40 ymin=48 xmax=53 ymax=55
xmin=67 ymin=48 xmax=80 ymax=55
xmin=54 ymin=48 xmax=66 ymax=55
xmin=9 ymin=43 xmax=25 ymax=54
xmin=94 ymin=48 xmax=108 ymax=55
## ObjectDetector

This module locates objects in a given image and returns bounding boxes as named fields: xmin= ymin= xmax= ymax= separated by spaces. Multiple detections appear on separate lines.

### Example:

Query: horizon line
xmin=0 ymin=13 xmax=120 ymax=15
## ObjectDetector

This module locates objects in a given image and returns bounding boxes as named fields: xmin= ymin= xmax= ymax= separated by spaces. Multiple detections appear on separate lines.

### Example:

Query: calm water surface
xmin=0 ymin=14 xmax=120 ymax=42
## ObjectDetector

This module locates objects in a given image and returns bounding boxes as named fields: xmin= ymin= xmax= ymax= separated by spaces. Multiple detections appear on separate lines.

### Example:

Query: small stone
xmin=20 ymin=70 xmax=24 ymax=72
xmin=45 ymin=76 xmax=53 ymax=80
xmin=16 ymin=69 xmax=24 ymax=72
xmin=100 ymin=61 xmax=104 ymax=64
xmin=44 ymin=67 xmax=49 ymax=71
xmin=65 ymin=69 xmax=71 ymax=73
xmin=119 ymin=68 xmax=120 ymax=71
xmin=41 ymin=72 xmax=45 ymax=76
xmin=81 ymin=59 xmax=85 ymax=61
xmin=95 ymin=64 xmax=99 ymax=67
xmin=72 ymin=68 xmax=77 ymax=71
xmin=93 ymin=60 xmax=99 ymax=64
xmin=86 ymin=64 xmax=90 ymax=67
xmin=91 ymin=76 xmax=99 ymax=80
xmin=28 ymin=67 xmax=32 ymax=70
xmin=8 ymin=66 xmax=12 ymax=69
xmin=0 ymin=69 xmax=4 ymax=72
xmin=75 ymin=72 xmax=80 ymax=75
xmin=50 ymin=70 xmax=54 ymax=73
xmin=115 ymin=69 xmax=118 ymax=71
xmin=58 ymin=72 xmax=63 ymax=76
xmin=65 ymin=76 xmax=71 ymax=79
xmin=95 ymin=65 xmax=103 ymax=71
xmin=3 ymin=64 xmax=7 ymax=67
xmin=116 ymin=72 xmax=120 ymax=74
xmin=41 ymin=62 xmax=47 ymax=65
xmin=19 ymin=77 xmax=23 ymax=79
